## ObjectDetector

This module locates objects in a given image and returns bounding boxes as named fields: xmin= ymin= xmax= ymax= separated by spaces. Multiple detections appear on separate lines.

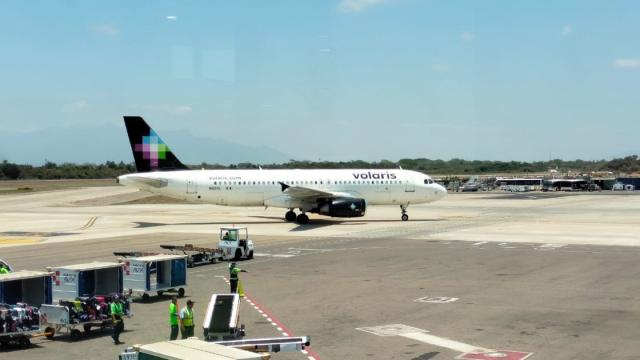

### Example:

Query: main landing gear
xmin=400 ymin=204 xmax=409 ymax=221
xmin=284 ymin=209 xmax=310 ymax=224
xmin=296 ymin=213 xmax=310 ymax=225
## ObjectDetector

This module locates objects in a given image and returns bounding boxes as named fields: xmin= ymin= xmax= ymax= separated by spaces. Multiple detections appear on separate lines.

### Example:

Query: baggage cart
xmin=160 ymin=244 xmax=223 ymax=267
xmin=121 ymin=254 xmax=187 ymax=302
xmin=39 ymin=298 xmax=129 ymax=341
xmin=0 ymin=270 xmax=53 ymax=347
xmin=203 ymin=293 xmax=245 ymax=341
xmin=50 ymin=262 xmax=124 ymax=302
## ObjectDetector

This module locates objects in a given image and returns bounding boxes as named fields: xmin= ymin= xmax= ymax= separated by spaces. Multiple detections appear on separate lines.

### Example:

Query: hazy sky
xmin=1 ymin=0 xmax=639 ymax=163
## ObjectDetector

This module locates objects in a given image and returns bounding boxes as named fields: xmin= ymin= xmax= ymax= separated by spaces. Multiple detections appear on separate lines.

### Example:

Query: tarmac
xmin=1 ymin=186 xmax=640 ymax=359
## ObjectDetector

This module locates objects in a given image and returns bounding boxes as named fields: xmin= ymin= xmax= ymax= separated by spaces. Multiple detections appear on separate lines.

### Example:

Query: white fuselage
xmin=118 ymin=169 xmax=446 ymax=212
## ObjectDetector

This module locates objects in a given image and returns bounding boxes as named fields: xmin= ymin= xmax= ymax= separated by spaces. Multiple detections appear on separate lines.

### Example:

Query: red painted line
xmin=222 ymin=277 xmax=320 ymax=359
xmin=244 ymin=292 xmax=321 ymax=360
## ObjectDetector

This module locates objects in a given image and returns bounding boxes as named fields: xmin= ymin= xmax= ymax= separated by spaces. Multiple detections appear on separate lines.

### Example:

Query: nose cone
xmin=434 ymin=184 xmax=447 ymax=200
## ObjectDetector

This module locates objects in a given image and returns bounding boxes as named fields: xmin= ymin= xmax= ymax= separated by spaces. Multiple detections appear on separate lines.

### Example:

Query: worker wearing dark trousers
xmin=110 ymin=296 xmax=125 ymax=345
xmin=229 ymin=262 xmax=247 ymax=294
xmin=180 ymin=300 xmax=195 ymax=339
xmin=169 ymin=297 xmax=180 ymax=340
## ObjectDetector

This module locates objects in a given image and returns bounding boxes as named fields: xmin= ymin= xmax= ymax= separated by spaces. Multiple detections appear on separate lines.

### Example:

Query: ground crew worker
xmin=180 ymin=300 xmax=195 ymax=339
xmin=0 ymin=264 xmax=9 ymax=274
xmin=229 ymin=262 xmax=247 ymax=294
xmin=169 ymin=297 xmax=180 ymax=340
xmin=110 ymin=295 xmax=125 ymax=345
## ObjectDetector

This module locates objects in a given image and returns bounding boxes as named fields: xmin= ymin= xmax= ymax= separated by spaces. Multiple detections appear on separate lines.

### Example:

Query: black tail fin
xmin=123 ymin=116 xmax=189 ymax=172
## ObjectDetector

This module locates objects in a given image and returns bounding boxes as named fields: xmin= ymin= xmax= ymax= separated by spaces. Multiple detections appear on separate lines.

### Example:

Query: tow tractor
xmin=218 ymin=227 xmax=254 ymax=261
xmin=161 ymin=227 xmax=255 ymax=264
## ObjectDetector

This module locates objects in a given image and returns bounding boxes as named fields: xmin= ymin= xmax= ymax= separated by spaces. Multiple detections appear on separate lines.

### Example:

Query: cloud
xmin=561 ymin=25 xmax=573 ymax=36
xmin=431 ymin=63 xmax=450 ymax=72
xmin=92 ymin=24 xmax=119 ymax=36
xmin=319 ymin=48 xmax=332 ymax=53
xmin=174 ymin=105 xmax=193 ymax=115
xmin=338 ymin=0 xmax=388 ymax=13
xmin=614 ymin=59 xmax=640 ymax=68
xmin=166 ymin=15 xmax=177 ymax=20
xmin=63 ymin=100 xmax=91 ymax=112
xmin=460 ymin=31 xmax=475 ymax=42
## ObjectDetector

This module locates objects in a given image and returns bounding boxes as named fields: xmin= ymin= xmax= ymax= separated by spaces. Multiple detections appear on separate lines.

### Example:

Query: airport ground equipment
xmin=203 ymin=293 xmax=245 ymax=341
xmin=121 ymin=254 xmax=187 ymax=301
xmin=0 ymin=271 xmax=52 ymax=348
xmin=0 ymin=259 xmax=14 ymax=273
xmin=40 ymin=295 xmax=131 ymax=340
xmin=119 ymin=339 xmax=268 ymax=360
xmin=219 ymin=227 xmax=254 ymax=261
xmin=160 ymin=244 xmax=224 ymax=267
xmin=213 ymin=336 xmax=311 ymax=353
xmin=0 ymin=270 xmax=52 ymax=306
xmin=49 ymin=262 xmax=124 ymax=302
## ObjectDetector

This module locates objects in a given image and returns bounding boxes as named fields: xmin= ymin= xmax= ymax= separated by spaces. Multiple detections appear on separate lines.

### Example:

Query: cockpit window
xmin=424 ymin=179 xmax=433 ymax=184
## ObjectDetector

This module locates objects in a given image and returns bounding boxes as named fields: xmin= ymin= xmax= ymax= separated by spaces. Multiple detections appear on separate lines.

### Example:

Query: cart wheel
xmin=83 ymin=324 xmax=92 ymax=333
xmin=19 ymin=336 xmax=31 ymax=348
xmin=70 ymin=329 xmax=82 ymax=341
xmin=178 ymin=288 xmax=185 ymax=297
xmin=142 ymin=293 xmax=150 ymax=302
xmin=45 ymin=326 xmax=55 ymax=339
xmin=157 ymin=291 xmax=164 ymax=297
xmin=247 ymin=251 xmax=254 ymax=260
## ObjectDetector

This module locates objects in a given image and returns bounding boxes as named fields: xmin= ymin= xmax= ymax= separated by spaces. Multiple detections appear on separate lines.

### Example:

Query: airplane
xmin=117 ymin=116 xmax=447 ymax=224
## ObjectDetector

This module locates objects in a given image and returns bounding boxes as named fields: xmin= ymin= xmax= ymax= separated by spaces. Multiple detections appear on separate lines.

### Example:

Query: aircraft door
xmin=187 ymin=179 xmax=198 ymax=194
xmin=405 ymin=180 xmax=415 ymax=192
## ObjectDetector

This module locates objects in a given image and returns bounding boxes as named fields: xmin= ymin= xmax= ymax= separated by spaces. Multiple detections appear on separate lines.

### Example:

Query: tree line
xmin=1 ymin=156 xmax=638 ymax=180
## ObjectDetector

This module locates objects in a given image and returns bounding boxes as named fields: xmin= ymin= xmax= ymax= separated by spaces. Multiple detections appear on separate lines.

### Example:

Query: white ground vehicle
xmin=219 ymin=227 xmax=254 ymax=261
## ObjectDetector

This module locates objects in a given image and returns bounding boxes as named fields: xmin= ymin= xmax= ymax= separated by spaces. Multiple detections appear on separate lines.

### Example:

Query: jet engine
xmin=314 ymin=198 xmax=366 ymax=218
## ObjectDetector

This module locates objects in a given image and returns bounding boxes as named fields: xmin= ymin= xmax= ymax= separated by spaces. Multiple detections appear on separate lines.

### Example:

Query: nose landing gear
xmin=400 ymin=205 xmax=409 ymax=221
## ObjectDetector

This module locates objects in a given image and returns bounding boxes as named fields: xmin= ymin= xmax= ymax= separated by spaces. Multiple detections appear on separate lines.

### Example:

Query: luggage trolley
xmin=121 ymin=254 xmax=188 ymax=302
xmin=203 ymin=293 xmax=245 ymax=341
xmin=0 ymin=270 xmax=53 ymax=347
xmin=40 ymin=262 xmax=129 ymax=340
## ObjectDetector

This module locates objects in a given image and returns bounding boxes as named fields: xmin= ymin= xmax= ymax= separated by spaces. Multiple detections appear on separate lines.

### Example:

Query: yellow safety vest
xmin=181 ymin=307 xmax=193 ymax=327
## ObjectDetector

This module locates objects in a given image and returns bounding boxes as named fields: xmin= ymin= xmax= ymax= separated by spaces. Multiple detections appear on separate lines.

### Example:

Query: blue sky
xmin=0 ymin=0 xmax=639 ymax=163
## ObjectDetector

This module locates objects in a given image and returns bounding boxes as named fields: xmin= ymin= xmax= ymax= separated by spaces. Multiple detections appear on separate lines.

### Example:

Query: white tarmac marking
xmin=357 ymin=324 xmax=488 ymax=353
xmin=472 ymin=241 xmax=488 ymax=246
xmin=415 ymin=296 xmax=459 ymax=304
xmin=537 ymin=243 xmax=566 ymax=250
xmin=401 ymin=332 xmax=488 ymax=353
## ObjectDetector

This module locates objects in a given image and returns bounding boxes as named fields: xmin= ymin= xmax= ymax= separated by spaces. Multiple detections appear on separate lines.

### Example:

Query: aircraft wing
xmin=279 ymin=182 xmax=356 ymax=201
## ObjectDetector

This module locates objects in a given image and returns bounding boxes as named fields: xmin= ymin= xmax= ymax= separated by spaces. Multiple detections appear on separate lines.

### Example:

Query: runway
xmin=1 ymin=185 xmax=640 ymax=359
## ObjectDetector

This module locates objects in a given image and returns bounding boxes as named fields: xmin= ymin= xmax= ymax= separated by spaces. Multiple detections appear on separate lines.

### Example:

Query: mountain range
xmin=0 ymin=123 xmax=292 ymax=165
